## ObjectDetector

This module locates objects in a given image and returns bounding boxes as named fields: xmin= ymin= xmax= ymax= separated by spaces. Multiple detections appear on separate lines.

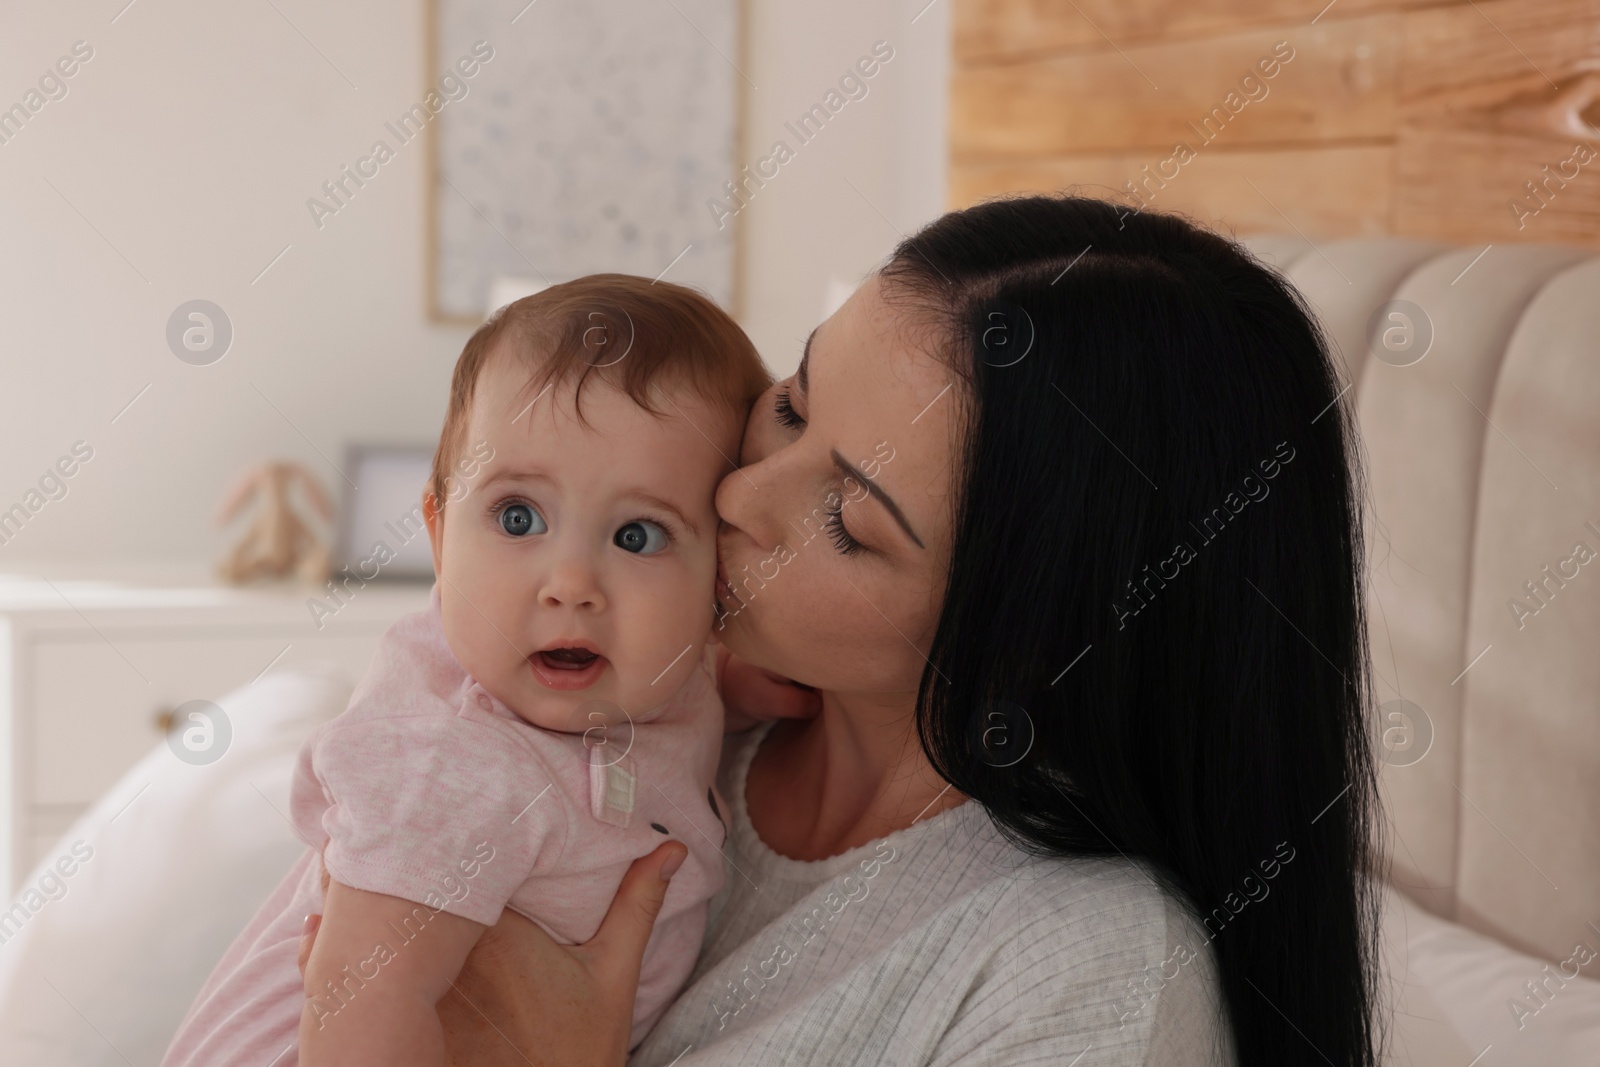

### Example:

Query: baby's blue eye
xmin=500 ymin=504 xmax=546 ymax=537
xmin=615 ymin=520 xmax=669 ymax=555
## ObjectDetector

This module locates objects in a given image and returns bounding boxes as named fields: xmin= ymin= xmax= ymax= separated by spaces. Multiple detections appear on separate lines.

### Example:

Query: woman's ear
xmin=422 ymin=488 xmax=445 ymax=579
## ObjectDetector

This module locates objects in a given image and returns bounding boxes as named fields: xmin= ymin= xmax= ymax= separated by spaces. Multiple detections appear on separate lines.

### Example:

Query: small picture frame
xmin=332 ymin=444 xmax=438 ymax=583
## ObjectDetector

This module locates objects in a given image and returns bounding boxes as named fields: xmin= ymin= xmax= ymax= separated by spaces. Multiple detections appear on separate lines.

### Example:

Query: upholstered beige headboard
xmin=1242 ymin=233 xmax=1600 ymax=967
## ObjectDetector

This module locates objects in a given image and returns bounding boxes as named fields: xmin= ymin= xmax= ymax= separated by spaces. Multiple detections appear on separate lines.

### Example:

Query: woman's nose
xmin=715 ymin=453 xmax=786 ymax=552
xmin=538 ymin=557 xmax=606 ymax=612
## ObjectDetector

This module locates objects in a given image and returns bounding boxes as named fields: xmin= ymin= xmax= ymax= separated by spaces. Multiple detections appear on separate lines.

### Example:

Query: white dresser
xmin=0 ymin=568 xmax=431 ymax=892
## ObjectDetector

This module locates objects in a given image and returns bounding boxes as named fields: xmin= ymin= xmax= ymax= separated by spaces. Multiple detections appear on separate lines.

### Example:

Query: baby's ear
xmin=421 ymin=488 xmax=445 ymax=578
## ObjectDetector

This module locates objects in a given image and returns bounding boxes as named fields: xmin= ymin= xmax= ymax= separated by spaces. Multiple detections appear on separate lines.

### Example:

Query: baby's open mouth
xmin=529 ymin=642 xmax=607 ymax=691
xmin=538 ymin=647 xmax=598 ymax=670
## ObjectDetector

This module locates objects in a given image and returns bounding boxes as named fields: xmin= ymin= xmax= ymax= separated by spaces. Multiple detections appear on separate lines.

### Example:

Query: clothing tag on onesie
xmin=589 ymin=746 xmax=638 ymax=827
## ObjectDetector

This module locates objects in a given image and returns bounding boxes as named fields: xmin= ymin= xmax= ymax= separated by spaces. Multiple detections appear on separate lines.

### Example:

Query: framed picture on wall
xmin=426 ymin=0 xmax=743 ymax=324
xmin=332 ymin=444 xmax=437 ymax=583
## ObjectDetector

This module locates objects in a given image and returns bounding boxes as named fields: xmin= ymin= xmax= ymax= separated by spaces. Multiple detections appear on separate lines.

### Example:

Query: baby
xmin=163 ymin=274 xmax=771 ymax=1066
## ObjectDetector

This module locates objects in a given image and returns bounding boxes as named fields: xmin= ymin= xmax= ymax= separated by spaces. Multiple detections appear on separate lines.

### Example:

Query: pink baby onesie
xmin=162 ymin=583 xmax=728 ymax=1066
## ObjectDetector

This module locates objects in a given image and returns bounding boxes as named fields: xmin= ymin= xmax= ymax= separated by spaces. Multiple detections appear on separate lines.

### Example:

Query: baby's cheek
xmin=619 ymin=571 xmax=713 ymax=687
xmin=443 ymin=587 xmax=517 ymax=676
xmin=440 ymin=603 xmax=488 ymax=680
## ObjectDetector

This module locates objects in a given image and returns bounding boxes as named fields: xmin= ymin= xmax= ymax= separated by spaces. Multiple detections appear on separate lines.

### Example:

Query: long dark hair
xmin=888 ymin=196 xmax=1383 ymax=1066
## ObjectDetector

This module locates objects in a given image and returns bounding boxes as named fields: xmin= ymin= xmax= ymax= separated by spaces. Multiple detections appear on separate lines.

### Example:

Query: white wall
xmin=738 ymin=0 xmax=951 ymax=371
xmin=0 ymin=0 xmax=948 ymax=572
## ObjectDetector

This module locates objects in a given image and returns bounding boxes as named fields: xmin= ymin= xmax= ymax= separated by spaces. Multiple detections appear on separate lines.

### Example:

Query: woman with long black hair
xmin=302 ymin=195 xmax=1385 ymax=1066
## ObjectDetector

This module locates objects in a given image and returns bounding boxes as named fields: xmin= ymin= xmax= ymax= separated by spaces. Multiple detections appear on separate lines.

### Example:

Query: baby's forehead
xmin=475 ymin=340 xmax=729 ymax=428
xmin=469 ymin=340 xmax=554 ymax=415
xmin=467 ymin=356 xmax=736 ymax=485
xmin=467 ymin=353 xmax=657 ymax=428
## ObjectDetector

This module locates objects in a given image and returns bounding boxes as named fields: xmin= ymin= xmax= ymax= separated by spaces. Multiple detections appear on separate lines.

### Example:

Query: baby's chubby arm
xmin=300 ymin=879 xmax=485 ymax=1067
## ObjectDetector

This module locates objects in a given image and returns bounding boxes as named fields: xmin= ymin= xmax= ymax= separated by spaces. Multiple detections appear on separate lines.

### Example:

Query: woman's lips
xmin=715 ymin=555 xmax=741 ymax=608
xmin=529 ymin=650 xmax=607 ymax=690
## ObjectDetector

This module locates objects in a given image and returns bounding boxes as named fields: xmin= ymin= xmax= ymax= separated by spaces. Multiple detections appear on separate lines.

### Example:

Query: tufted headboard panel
xmin=1242 ymin=233 xmax=1600 ymax=965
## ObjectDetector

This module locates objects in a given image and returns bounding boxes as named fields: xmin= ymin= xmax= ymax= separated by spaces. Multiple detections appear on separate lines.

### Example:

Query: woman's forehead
xmin=811 ymin=277 xmax=950 ymax=416
xmin=808 ymin=278 xmax=958 ymax=523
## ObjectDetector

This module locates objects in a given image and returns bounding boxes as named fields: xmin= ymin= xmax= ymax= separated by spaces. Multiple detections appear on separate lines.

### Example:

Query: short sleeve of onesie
xmin=289 ymin=710 xmax=567 ymax=927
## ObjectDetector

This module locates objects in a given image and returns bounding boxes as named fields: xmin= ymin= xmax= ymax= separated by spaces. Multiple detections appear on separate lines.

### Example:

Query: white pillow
xmin=0 ymin=666 xmax=351 ymax=1066
xmin=1380 ymin=885 xmax=1600 ymax=1065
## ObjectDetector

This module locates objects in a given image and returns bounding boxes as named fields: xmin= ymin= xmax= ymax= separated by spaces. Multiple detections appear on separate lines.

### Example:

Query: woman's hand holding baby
xmin=299 ymin=842 xmax=688 ymax=1067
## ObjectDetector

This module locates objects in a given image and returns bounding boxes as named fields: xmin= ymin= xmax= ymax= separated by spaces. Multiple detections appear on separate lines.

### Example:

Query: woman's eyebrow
xmin=797 ymin=329 xmax=814 ymax=394
xmin=830 ymin=449 xmax=924 ymax=549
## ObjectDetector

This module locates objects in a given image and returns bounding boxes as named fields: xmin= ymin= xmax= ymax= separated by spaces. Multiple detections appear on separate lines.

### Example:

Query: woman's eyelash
xmin=823 ymin=502 xmax=864 ymax=556
xmin=773 ymin=389 xmax=805 ymax=429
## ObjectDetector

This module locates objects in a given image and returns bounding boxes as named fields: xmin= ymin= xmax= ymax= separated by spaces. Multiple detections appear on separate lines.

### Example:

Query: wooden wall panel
xmin=951 ymin=145 xmax=1394 ymax=236
xmin=1396 ymin=124 xmax=1600 ymax=244
xmin=1401 ymin=0 xmax=1600 ymax=103
xmin=955 ymin=0 xmax=1457 ymax=64
xmin=952 ymin=0 xmax=1600 ymax=250
xmin=1395 ymin=0 xmax=1600 ymax=245
xmin=952 ymin=17 xmax=1399 ymax=159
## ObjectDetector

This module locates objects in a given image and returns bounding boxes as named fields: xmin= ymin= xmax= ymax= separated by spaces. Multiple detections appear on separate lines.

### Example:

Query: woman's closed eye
xmin=823 ymin=499 xmax=864 ymax=556
xmin=773 ymin=388 xmax=805 ymax=430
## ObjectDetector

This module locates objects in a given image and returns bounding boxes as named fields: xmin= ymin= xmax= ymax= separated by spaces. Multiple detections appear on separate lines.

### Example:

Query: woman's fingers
xmin=583 ymin=841 xmax=687 ymax=985
xmin=433 ymin=851 xmax=682 ymax=1065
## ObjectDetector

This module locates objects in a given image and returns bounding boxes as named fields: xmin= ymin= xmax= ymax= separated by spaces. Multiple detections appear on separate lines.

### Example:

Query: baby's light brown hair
xmin=430 ymin=273 xmax=771 ymax=511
